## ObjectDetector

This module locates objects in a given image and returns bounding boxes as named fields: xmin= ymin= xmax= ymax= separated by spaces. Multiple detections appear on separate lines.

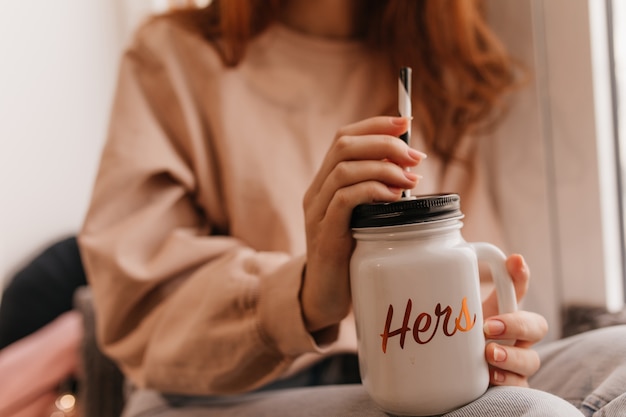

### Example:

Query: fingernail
xmin=408 ymin=148 xmax=428 ymax=161
xmin=493 ymin=370 xmax=505 ymax=383
xmin=520 ymin=256 xmax=529 ymax=274
xmin=404 ymin=171 xmax=421 ymax=181
xmin=484 ymin=319 xmax=506 ymax=337
xmin=391 ymin=117 xmax=408 ymax=126
xmin=493 ymin=346 xmax=506 ymax=362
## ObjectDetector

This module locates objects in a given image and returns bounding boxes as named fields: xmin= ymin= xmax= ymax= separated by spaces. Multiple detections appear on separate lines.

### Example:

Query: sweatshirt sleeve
xmin=78 ymin=22 xmax=329 ymax=396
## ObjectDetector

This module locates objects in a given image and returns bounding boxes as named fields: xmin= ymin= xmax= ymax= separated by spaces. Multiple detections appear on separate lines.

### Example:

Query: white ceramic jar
xmin=350 ymin=194 xmax=517 ymax=416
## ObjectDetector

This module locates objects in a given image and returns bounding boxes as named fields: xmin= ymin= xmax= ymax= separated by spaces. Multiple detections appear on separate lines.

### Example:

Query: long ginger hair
xmin=168 ymin=0 xmax=519 ymax=166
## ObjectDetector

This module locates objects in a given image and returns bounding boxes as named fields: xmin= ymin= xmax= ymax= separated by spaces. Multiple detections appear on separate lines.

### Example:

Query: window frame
xmin=487 ymin=0 xmax=624 ymax=340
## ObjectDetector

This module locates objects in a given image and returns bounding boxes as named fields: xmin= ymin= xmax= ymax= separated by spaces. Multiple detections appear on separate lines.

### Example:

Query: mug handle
xmin=470 ymin=242 xmax=518 ymax=314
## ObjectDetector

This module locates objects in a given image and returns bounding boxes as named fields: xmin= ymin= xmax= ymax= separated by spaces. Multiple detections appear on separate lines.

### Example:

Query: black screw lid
xmin=350 ymin=193 xmax=463 ymax=229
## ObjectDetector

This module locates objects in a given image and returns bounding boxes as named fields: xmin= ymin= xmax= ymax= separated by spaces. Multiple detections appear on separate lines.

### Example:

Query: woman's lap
xmin=122 ymin=325 xmax=626 ymax=417
xmin=122 ymin=385 xmax=581 ymax=417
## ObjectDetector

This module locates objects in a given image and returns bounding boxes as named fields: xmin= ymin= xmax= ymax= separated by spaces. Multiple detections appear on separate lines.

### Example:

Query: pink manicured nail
xmin=391 ymin=117 xmax=408 ymax=126
xmin=408 ymin=148 xmax=428 ymax=160
xmin=483 ymin=319 xmax=506 ymax=337
xmin=493 ymin=370 xmax=505 ymax=383
xmin=493 ymin=346 xmax=506 ymax=362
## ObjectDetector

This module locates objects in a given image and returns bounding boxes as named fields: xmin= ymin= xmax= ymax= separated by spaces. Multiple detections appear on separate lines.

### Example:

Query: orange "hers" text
xmin=380 ymin=297 xmax=477 ymax=353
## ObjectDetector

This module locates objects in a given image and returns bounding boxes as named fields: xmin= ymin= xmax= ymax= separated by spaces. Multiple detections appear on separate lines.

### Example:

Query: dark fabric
xmin=74 ymin=286 xmax=126 ymax=417
xmin=0 ymin=236 xmax=87 ymax=349
xmin=164 ymin=354 xmax=362 ymax=407
xmin=258 ymin=353 xmax=361 ymax=391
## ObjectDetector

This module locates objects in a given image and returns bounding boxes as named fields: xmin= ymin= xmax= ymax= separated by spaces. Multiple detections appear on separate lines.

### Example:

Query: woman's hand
xmin=301 ymin=116 xmax=426 ymax=333
xmin=482 ymin=254 xmax=548 ymax=387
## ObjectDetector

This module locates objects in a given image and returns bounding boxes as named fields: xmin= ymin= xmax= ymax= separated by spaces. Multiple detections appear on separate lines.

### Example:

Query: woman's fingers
xmin=485 ymin=342 xmax=541 ymax=384
xmin=479 ymin=251 xmax=542 ymax=388
xmin=484 ymin=311 xmax=548 ymax=346
xmin=310 ymin=160 xmax=420 ymax=226
xmin=506 ymin=254 xmax=530 ymax=302
xmin=483 ymin=310 xmax=548 ymax=386
xmin=488 ymin=365 xmax=531 ymax=387
xmin=306 ymin=115 xmax=428 ymax=229
xmin=306 ymin=116 xmax=423 ymax=205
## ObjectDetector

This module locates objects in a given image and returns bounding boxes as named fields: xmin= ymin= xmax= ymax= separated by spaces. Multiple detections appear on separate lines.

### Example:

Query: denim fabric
xmin=122 ymin=326 xmax=626 ymax=416
xmin=123 ymin=385 xmax=582 ymax=417
xmin=531 ymin=325 xmax=626 ymax=417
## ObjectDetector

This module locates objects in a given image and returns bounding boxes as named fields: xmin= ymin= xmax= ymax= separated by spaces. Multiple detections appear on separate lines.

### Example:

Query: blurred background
xmin=0 ymin=0 xmax=624 ymax=342
xmin=0 ymin=0 xmax=207 ymax=292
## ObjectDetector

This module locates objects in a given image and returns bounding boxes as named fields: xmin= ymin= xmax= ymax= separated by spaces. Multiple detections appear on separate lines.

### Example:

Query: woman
xmin=79 ymin=1 xmax=625 ymax=415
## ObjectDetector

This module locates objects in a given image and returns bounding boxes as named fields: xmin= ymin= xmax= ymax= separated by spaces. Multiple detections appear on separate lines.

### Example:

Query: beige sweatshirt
xmin=78 ymin=17 xmax=503 ymax=396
